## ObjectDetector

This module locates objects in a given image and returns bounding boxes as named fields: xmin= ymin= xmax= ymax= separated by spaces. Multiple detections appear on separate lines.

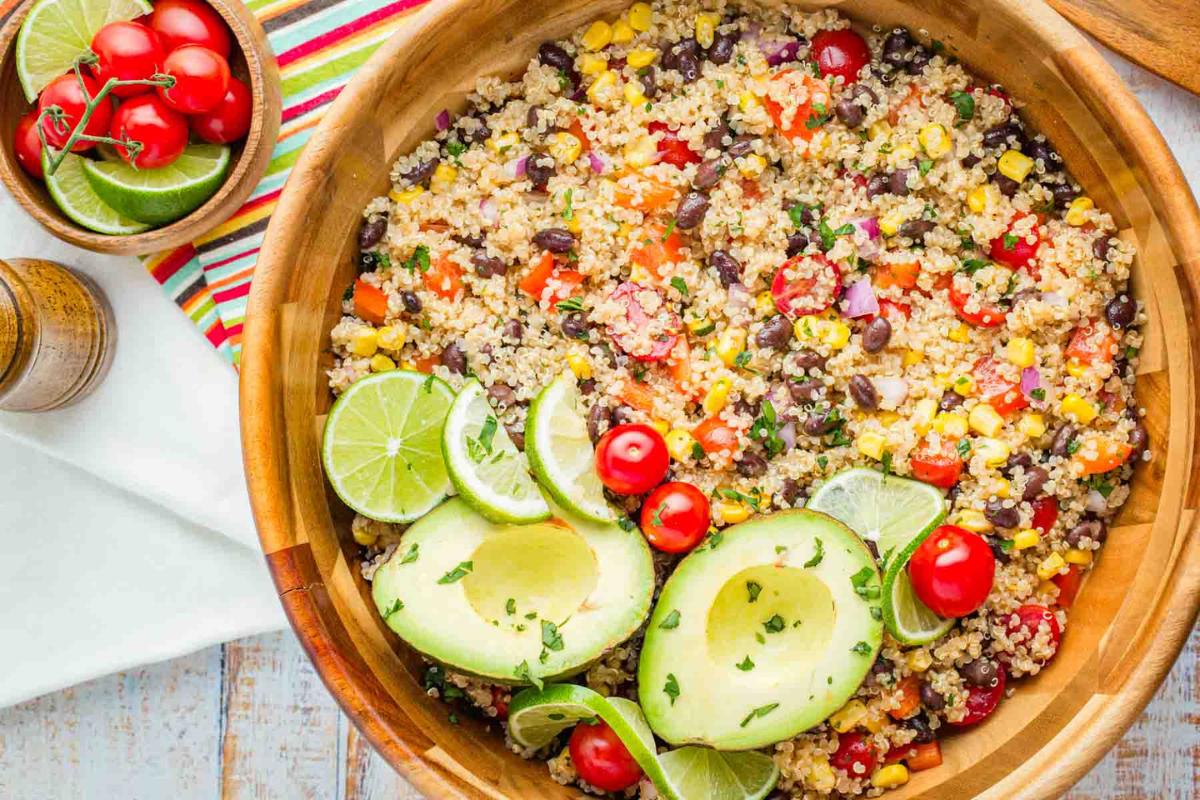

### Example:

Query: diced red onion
xmin=842 ymin=277 xmax=880 ymax=318
xmin=435 ymin=109 xmax=450 ymax=131
xmin=874 ymin=376 xmax=909 ymax=409
xmin=728 ymin=283 xmax=751 ymax=310
xmin=588 ymin=151 xmax=607 ymax=174
xmin=1085 ymin=490 xmax=1109 ymax=514
xmin=479 ymin=198 xmax=499 ymax=225
xmin=1042 ymin=292 xmax=1068 ymax=307
xmin=741 ymin=21 xmax=761 ymax=44
xmin=759 ymin=36 xmax=801 ymax=66
xmin=778 ymin=420 xmax=797 ymax=451
xmin=849 ymin=216 xmax=881 ymax=261
xmin=1020 ymin=367 xmax=1041 ymax=398
xmin=505 ymin=156 xmax=528 ymax=179
xmin=766 ymin=384 xmax=792 ymax=413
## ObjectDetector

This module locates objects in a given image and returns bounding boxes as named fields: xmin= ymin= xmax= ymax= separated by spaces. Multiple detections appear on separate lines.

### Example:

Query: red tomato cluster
xmin=13 ymin=0 xmax=252 ymax=179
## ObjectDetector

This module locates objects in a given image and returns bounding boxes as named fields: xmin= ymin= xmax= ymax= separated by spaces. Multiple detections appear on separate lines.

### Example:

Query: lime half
xmin=883 ymin=552 xmax=956 ymax=646
xmin=525 ymin=371 xmax=613 ymax=523
xmin=43 ymin=151 xmax=151 ymax=235
xmin=322 ymin=370 xmax=455 ymax=523
xmin=16 ymin=0 xmax=153 ymax=102
xmin=83 ymin=144 xmax=231 ymax=226
xmin=659 ymin=746 xmax=779 ymax=800
xmin=441 ymin=379 xmax=550 ymax=524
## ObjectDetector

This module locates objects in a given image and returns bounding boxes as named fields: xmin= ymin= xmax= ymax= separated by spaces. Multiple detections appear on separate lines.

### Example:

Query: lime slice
xmin=525 ymin=371 xmax=614 ymax=523
xmin=16 ymin=0 xmax=153 ymax=102
xmin=83 ymin=145 xmax=231 ymax=226
xmin=441 ymin=379 xmax=550 ymax=524
xmin=883 ymin=552 xmax=956 ymax=646
xmin=42 ymin=150 xmax=151 ymax=235
xmin=508 ymin=684 xmax=778 ymax=800
xmin=321 ymin=370 xmax=455 ymax=523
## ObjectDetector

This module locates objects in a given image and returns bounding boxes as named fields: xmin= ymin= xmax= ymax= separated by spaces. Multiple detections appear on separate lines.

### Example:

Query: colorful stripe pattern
xmin=145 ymin=0 xmax=432 ymax=366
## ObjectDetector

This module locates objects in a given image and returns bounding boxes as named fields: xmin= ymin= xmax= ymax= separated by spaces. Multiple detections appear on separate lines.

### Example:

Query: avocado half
xmin=637 ymin=509 xmax=883 ymax=751
xmin=371 ymin=498 xmax=654 ymax=685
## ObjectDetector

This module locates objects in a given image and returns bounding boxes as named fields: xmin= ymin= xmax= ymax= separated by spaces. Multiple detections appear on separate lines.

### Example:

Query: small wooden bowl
xmin=0 ymin=0 xmax=281 ymax=256
xmin=242 ymin=1 xmax=1200 ymax=798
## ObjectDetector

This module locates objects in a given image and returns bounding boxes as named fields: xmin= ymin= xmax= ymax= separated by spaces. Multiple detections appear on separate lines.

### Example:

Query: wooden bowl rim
xmin=0 ymin=0 xmax=282 ymax=256
xmin=241 ymin=1 xmax=1200 ymax=797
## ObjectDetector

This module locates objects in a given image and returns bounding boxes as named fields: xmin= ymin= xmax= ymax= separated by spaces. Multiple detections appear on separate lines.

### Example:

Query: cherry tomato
xmin=640 ymin=482 xmax=710 ymax=553
xmin=605 ymin=282 xmax=680 ymax=362
xmin=1052 ymin=565 xmax=1083 ymax=608
xmin=648 ymin=120 xmax=700 ymax=167
xmin=1030 ymin=496 xmax=1058 ymax=535
xmin=810 ymin=28 xmax=871 ymax=84
xmin=12 ymin=110 xmax=44 ymax=179
xmin=909 ymin=437 xmax=964 ymax=489
xmin=947 ymin=662 xmax=1007 ymax=727
xmin=109 ymin=94 xmax=188 ymax=168
xmin=990 ymin=214 xmax=1042 ymax=272
xmin=489 ymin=686 xmax=509 ymax=719
xmin=692 ymin=416 xmax=740 ymax=458
xmin=1003 ymin=604 xmax=1061 ymax=665
xmin=158 ymin=45 xmax=230 ymax=114
xmin=149 ymin=0 xmax=232 ymax=57
xmin=771 ymin=254 xmax=842 ymax=318
xmin=91 ymin=21 xmax=165 ymax=98
xmin=908 ymin=525 xmax=996 ymax=618
xmin=568 ymin=720 xmax=643 ymax=792
xmin=764 ymin=70 xmax=832 ymax=142
xmin=974 ymin=356 xmax=1028 ymax=415
xmin=948 ymin=279 xmax=1008 ymax=328
xmin=830 ymin=731 xmax=877 ymax=777
xmin=595 ymin=423 xmax=670 ymax=495
xmin=38 ymin=73 xmax=113 ymax=152
xmin=188 ymin=76 xmax=251 ymax=143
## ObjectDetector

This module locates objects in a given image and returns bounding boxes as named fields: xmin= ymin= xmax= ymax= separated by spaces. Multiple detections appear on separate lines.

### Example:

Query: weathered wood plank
xmin=341 ymin=716 xmax=424 ymax=800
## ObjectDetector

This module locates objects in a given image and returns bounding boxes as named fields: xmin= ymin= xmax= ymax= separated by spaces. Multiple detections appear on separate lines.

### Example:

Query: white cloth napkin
xmin=0 ymin=201 xmax=286 ymax=708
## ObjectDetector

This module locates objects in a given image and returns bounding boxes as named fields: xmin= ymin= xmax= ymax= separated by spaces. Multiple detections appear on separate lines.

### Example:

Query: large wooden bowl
xmin=241 ymin=1 xmax=1200 ymax=797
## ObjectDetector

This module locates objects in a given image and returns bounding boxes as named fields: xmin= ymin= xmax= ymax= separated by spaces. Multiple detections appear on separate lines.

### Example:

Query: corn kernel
xmin=715 ymin=498 xmax=752 ymax=525
xmin=998 ymin=149 xmax=1034 ymax=182
xmin=823 ymin=319 xmax=852 ymax=350
xmin=716 ymin=327 xmax=747 ymax=366
xmin=862 ymin=706 xmax=888 ymax=734
xmin=906 ymin=648 xmax=933 ymax=673
xmin=867 ymin=120 xmax=892 ymax=141
xmin=687 ymin=317 xmax=715 ymax=336
xmin=376 ymin=324 xmax=407 ymax=352
xmin=857 ymin=431 xmax=887 ymax=460
xmin=890 ymin=143 xmax=917 ymax=164
xmin=829 ymin=700 xmax=868 ymax=733
xmin=974 ymin=437 xmax=1011 ymax=466
xmin=578 ymin=53 xmax=608 ymax=75
xmin=933 ymin=412 xmax=969 ymax=439
xmin=611 ymin=17 xmax=635 ymax=44
xmin=1065 ymin=548 xmax=1093 ymax=566
xmin=628 ymin=2 xmax=652 ymax=31
xmin=969 ymin=403 xmax=1005 ymax=437
xmin=918 ymin=123 xmax=952 ymax=158
xmin=934 ymin=372 xmax=953 ymax=389
xmin=1038 ymin=579 xmax=1059 ymax=596
xmin=703 ymin=378 xmax=732 ymax=415
xmin=952 ymin=375 xmax=976 ymax=396
xmin=587 ymin=69 xmax=619 ymax=106
xmin=739 ymin=153 xmax=767 ymax=178
xmin=627 ymin=48 xmax=658 ymax=68
xmin=623 ymin=81 xmax=647 ymax=106
xmin=987 ymin=476 xmax=1012 ymax=498
xmin=954 ymin=509 xmax=993 ymax=533
xmin=1018 ymin=413 xmax=1046 ymax=439
xmin=623 ymin=132 xmax=658 ymax=168
xmin=1006 ymin=337 xmax=1036 ymax=368
xmin=913 ymin=397 xmax=938 ymax=435
xmin=871 ymin=764 xmax=910 ymax=790
xmin=388 ymin=185 xmax=425 ymax=204
xmin=566 ymin=353 xmax=592 ymax=380
xmin=879 ymin=209 xmax=907 ymax=237
xmin=650 ymin=419 xmax=670 ymax=436
xmin=1065 ymin=357 xmax=1088 ymax=378
xmin=1037 ymin=552 xmax=1067 ymax=581
xmin=665 ymin=428 xmax=698 ymax=461
xmin=754 ymin=291 xmax=777 ymax=317
xmin=902 ymin=349 xmax=925 ymax=367
xmin=1066 ymin=196 xmax=1094 ymax=227
xmin=628 ymin=263 xmax=653 ymax=285
xmin=878 ymin=411 xmax=901 ymax=427
xmin=352 ymin=526 xmax=378 ymax=546
xmin=431 ymin=163 xmax=457 ymax=193
xmin=1013 ymin=529 xmax=1040 ymax=550
xmin=947 ymin=323 xmax=971 ymax=343
xmin=399 ymin=360 xmax=417 ymax=371
xmin=486 ymin=132 xmax=520 ymax=153
xmin=738 ymin=90 xmax=761 ymax=112
xmin=565 ymin=213 xmax=583 ymax=235
xmin=695 ymin=13 xmax=719 ymax=48
xmin=370 ymin=354 xmax=396 ymax=372
xmin=807 ymin=759 xmax=836 ymax=792
xmin=349 ymin=328 xmax=379 ymax=357
xmin=1060 ymin=393 xmax=1098 ymax=425
xmin=581 ymin=20 xmax=613 ymax=51
xmin=966 ymin=185 xmax=990 ymax=213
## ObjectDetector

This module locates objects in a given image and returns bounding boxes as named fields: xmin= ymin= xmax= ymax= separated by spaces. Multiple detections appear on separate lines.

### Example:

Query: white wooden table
xmin=1 ymin=42 xmax=1198 ymax=800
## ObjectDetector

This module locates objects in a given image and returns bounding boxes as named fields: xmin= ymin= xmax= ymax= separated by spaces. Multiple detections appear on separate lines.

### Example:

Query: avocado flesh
xmin=638 ymin=509 xmax=883 ymax=750
xmin=371 ymin=498 xmax=654 ymax=685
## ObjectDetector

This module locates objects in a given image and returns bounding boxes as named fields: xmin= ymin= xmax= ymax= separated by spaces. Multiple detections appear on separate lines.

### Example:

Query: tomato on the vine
xmin=830 ymin=731 xmax=877 ymax=776
xmin=1003 ymin=604 xmax=1062 ymax=665
xmin=568 ymin=720 xmax=643 ymax=792
xmin=907 ymin=525 xmax=996 ymax=618
xmin=158 ymin=44 xmax=230 ymax=114
xmin=149 ymin=0 xmax=232 ymax=57
xmin=947 ymin=663 xmax=1007 ymax=727
xmin=640 ymin=482 xmax=711 ymax=553
xmin=648 ymin=121 xmax=700 ymax=167
xmin=595 ymin=423 xmax=669 ymax=496
xmin=38 ymin=73 xmax=113 ymax=152
xmin=13 ymin=110 xmax=44 ymax=178
xmin=810 ymin=28 xmax=872 ymax=84
xmin=109 ymin=94 xmax=188 ymax=168
xmin=91 ymin=21 xmax=165 ymax=98
xmin=190 ymin=76 xmax=252 ymax=143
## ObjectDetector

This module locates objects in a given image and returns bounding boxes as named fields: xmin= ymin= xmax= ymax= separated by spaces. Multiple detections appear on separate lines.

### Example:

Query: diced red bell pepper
xmin=353 ymin=279 xmax=389 ymax=324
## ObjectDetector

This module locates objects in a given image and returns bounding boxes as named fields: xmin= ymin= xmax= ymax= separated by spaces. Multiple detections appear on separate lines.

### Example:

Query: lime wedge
xmin=16 ymin=0 xmax=153 ymax=102
xmin=42 ymin=150 xmax=151 ymax=235
xmin=525 ymin=371 xmax=614 ymax=523
xmin=321 ymin=370 xmax=455 ymax=523
xmin=441 ymin=379 xmax=550 ymax=524
xmin=883 ymin=552 xmax=956 ymax=646
xmin=508 ymin=684 xmax=778 ymax=800
xmin=83 ymin=144 xmax=231 ymax=226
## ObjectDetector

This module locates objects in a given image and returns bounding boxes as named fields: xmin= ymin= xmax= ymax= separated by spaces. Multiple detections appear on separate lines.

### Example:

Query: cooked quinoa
xmin=333 ymin=1 xmax=1150 ymax=796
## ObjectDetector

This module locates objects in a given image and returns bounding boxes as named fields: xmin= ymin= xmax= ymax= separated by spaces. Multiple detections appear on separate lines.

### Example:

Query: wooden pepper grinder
xmin=0 ymin=258 xmax=116 ymax=412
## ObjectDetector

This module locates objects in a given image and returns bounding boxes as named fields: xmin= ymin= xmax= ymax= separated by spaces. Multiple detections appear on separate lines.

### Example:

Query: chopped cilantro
xmin=561 ymin=188 xmax=574 ymax=221
xmin=400 ymin=543 xmax=420 ymax=564
xmin=438 ymin=561 xmax=473 ymax=584
xmin=1030 ymin=388 xmax=1046 ymax=401
xmin=736 ymin=655 xmax=755 ymax=671
xmin=1003 ymin=233 xmax=1019 ymax=251
xmin=948 ymin=90 xmax=976 ymax=121
xmin=658 ymin=609 xmax=681 ymax=629
xmin=803 ymin=537 xmax=824 ymax=568
xmin=870 ymin=606 xmax=883 ymax=621
xmin=555 ymin=296 xmax=585 ymax=313
xmin=541 ymin=619 xmax=564 ymax=652
xmin=670 ymin=276 xmax=689 ymax=296
xmin=402 ymin=245 xmax=431 ymax=272
xmin=763 ymin=614 xmax=786 ymax=633
xmin=804 ymin=102 xmax=830 ymax=129
xmin=956 ymin=438 xmax=973 ymax=458
xmin=661 ymin=219 xmax=679 ymax=241
xmin=1066 ymin=438 xmax=1081 ymax=455
xmin=739 ymin=703 xmax=779 ymax=727
xmin=663 ymin=673 xmax=680 ymax=705
xmin=851 ymin=641 xmax=872 ymax=656
xmin=960 ymin=258 xmax=988 ymax=275
xmin=691 ymin=441 xmax=706 ymax=461
xmin=850 ymin=566 xmax=880 ymax=599
xmin=514 ymin=660 xmax=543 ymax=690
xmin=445 ymin=139 xmax=466 ymax=164
xmin=617 ymin=516 xmax=637 ymax=532
xmin=746 ymin=581 xmax=762 ymax=603
xmin=382 ymin=599 xmax=404 ymax=618
xmin=918 ymin=159 xmax=934 ymax=177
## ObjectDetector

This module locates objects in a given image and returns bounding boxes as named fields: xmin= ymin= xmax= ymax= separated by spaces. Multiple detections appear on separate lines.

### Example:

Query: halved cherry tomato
xmin=614 ymin=175 xmax=677 ymax=211
xmin=353 ymin=279 xmax=388 ymax=324
xmin=640 ymin=481 xmax=711 ymax=553
xmin=1003 ymin=604 xmax=1061 ymax=665
xmin=631 ymin=222 xmax=685 ymax=279
xmin=908 ymin=525 xmax=996 ymax=618
xmin=764 ymin=70 xmax=832 ymax=142
xmin=91 ymin=21 xmax=165 ymax=98
xmin=1052 ymin=565 xmax=1083 ymax=608
xmin=648 ymin=121 xmax=700 ymax=167
xmin=947 ymin=663 xmax=1007 ymax=727
xmin=888 ymin=675 xmax=921 ymax=720
xmin=1030 ymin=496 xmax=1058 ymax=535
xmin=12 ymin=110 xmax=44 ymax=179
xmin=158 ymin=44 xmax=230 ymax=115
xmin=771 ymin=254 xmax=842 ymax=319
xmin=810 ymin=28 xmax=871 ymax=84
xmin=948 ymin=280 xmax=1008 ymax=328
xmin=867 ymin=298 xmax=911 ymax=324
xmin=490 ymin=686 xmax=509 ymax=719
xmin=423 ymin=254 xmax=465 ymax=300
xmin=887 ymin=741 xmax=943 ymax=772
xmin=606 ymin=282 xmax=679 ymax=362
xmin=830 ymin=731 xmax=877 ymax=776
xmin=595 ymin=423 xmax=670 ymax=496
xmin=569 ymin=720 xmax=643 ymax=792
xmin=692 ymin=416 xmax=739 ymax=458
xmin=909 ymin=436 xmax=964 ymax=489
xmin=1065 ymin=320 xmax=1119 ymax=367
xmin=38 ymin=73 xmax=113 ymax=152
xmin=990 ymin=214 xmax=1042 ymax=272
xmin=1072 ymin=435 xmax=1134 ymax=476
xmin=149 ymin=0 xmax=232 ymax=57
xmin=975 ymin=356 xmax=1028 ymax=415
xmin=875 ymin=260 xmax=920 ymax=291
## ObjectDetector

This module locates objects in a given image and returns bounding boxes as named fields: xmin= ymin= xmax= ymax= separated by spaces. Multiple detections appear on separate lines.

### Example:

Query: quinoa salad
xmin=320 ymin=2 xmax=1151 ymax=798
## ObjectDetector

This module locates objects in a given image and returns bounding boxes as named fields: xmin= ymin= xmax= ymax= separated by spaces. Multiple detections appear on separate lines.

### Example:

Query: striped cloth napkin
xmin=143 ymin=0 xmax=432 ymax=366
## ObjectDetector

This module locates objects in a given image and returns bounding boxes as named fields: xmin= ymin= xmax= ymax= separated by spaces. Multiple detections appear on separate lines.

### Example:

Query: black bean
xmin=889 ymin=168 xmax=914 ymax=196
xmin=693 ymin=158 xmax=726 ymax=190
xmin=961 ymin=153 xmax=982 ymax=168
xmin=1011 ymin=288 xmax=1040 ymax=307
xmin=709 ymin=250 xmax=741 ymax=287
xmin=982 ymin=122 xmax=1022 ymax=149
xmin=737 ymin=451 xmax=769 ymax=477
xmin=920 ymin=681 xmax=946 ymax=711
xmin=1066 ymin=519 xmax=1107 ymax=548
xmin=905 ymin=46 xmax=931 ymax=74
xmin=993 ymin=173 xmax=1020 ymax=196
xmin=402 ymin=159 xmax=437 ymax=186
xmin=471 ymin=252 xmax=507 ymax=278
xmin=1128 ymin=423 xmax=1150 ymax=461
xmin=733 ymin=397 xmax=759 ymax=418
xmin=401 ymin=291 xmax=422 ymax=314
xmin=358 ymin=217 xmax=386 ymax=250
xmin=675 ymin=191 xmax=710 ymax=229
xmin=587 ymin=403 xmax=611 ymax=442
xmin=851 ymin=83 xmax=880 ymax=106
xmin=862 ymin=316 xmax=892 ymax=353
xmin=676 ymin=51 xmax=700 ymax=83
xmin=1027 ymin=138 xmax=1060 ymax=170
xmin=1002 ymin=452 xmax=1033 ymax=475
xmin=611 ymin=405 xmax=635 ymax=426
xmin=906 ymin=714 xmax=935 ymax=744
xmin=786 ymin=232 xmax=809 ymax=258
xmin=579 ymin=378 xmax=596 ymax=396
xmin=1048 ymin=181 xmax=1078 ymax=209
xmin=778 ymin=478 xmax=803 ymax=507
xmin=532 ymin=228 xmax=575 ymax=253
xmin=790 ymin=349 xmax=827 ymax=372
xmin=525 ymin=153 xmax=556 ymax=189
xmin=804 ymin=408 xmax=837 ymax=436
xmin=560 ymin=312 xmax=591 ymax=340
xmin=708 ymin=30 xmax=738 ymax=64
xmin=703 ymin=118 xmax=732 ymax=150
xmin=639 ymin=66 xmax=658 ymax=99
xmin=1021 ymin=466 xmax=1050 ymax=502
xmin=899 ymin=219 xmax=935 ymax=240
xmin=356 ymin=252 xmax=378 ymax=273
xmin=728 ymin=135 xmax=757 ymax=158
xmin=1051 ymin=424 xmax=1077 ymax=457
xmin=525 ymin=105 xmax=545 ymax=129
xmin=1092 ymin=236 xmax=1112 ymax=262
xmin=946 ymin=484 xmax=961 ymax=506
xmin=866 ymin=172 xmax=891 ymax=198
xmin=487 ymin=383 xmax=517 ymax=408
xmin=849 ymin=375 xmax=879 ymax=410
xmin=1105 ymin=294 xmax=1137 ymax=329
xmin=789 ymin=378 xmax=824 ymax=404
xmin=962 ymin=658 xmax=999 ymax=688
xmin=984 ymin=499 xmax=1020 ymax=529
xmin=504 ymin=422 xmax=525 ymax=452
xmin=440 ymin=342 xmax=467 ymax=375
xmin=537 ymin=42 xmax=574 ymax=72
xmin=502 ymin=318 xmax=523 ymax=342
xmin=882 ymin=28 xmax=912 ymax=66
xmin=834 ymin=98 xmax=864 ymax=128
xmin=755 ymin=315 xmax=792 ymax=350
xmin=452 ymin=232 xmax=486 ymax=249
xmin=460 ymin=118 xmax=491 ymax=144
xmin=987 ymin=535 xmax=1011 ymax=564
xmin=938 ymin=390 xmax=964 ymax=413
